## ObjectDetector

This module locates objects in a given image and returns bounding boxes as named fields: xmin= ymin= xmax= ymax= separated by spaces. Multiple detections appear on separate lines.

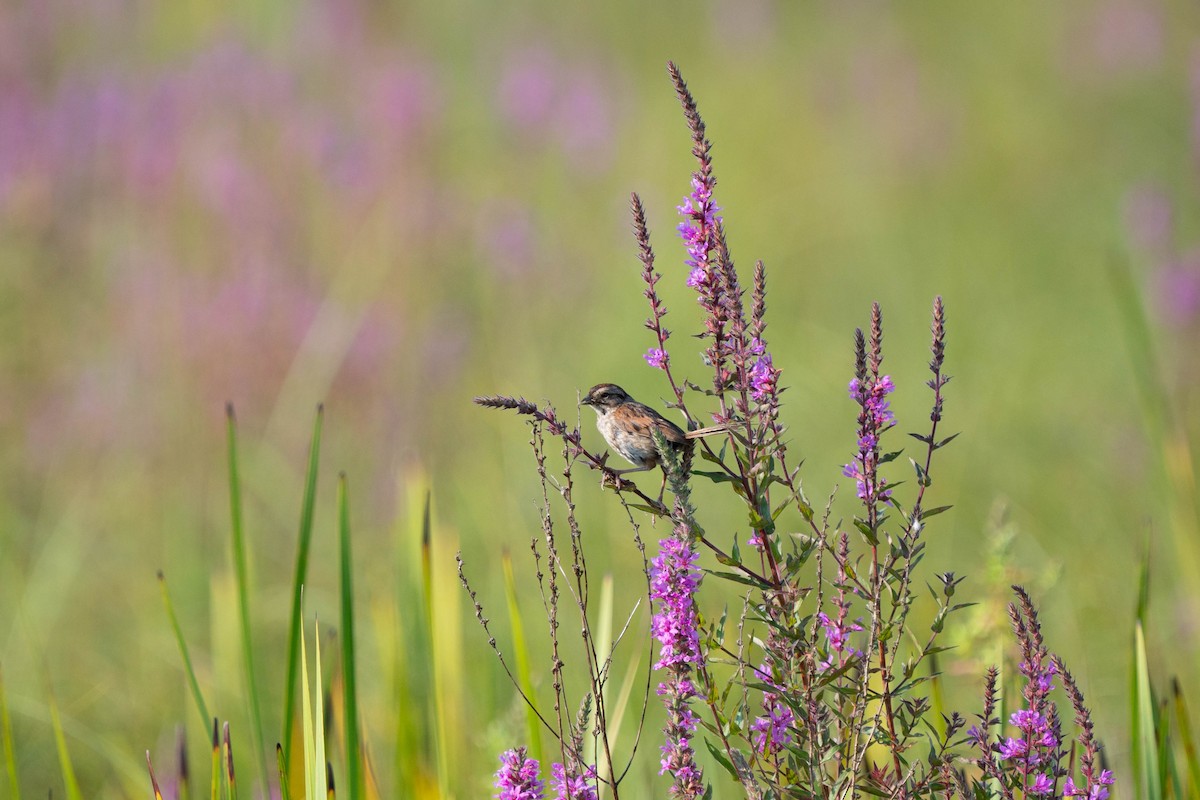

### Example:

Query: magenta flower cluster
xmin=494 ymin=750 xmax=600 ymax=800
xmin=650 ymin=537 xmax=702 ymax=671
xmin=1064 ymin=770 xmax=1115 ymax=800
xmin=494 ymin=748 xmax=545 ymax=800
xmin=994 ymin=707 xmax=1060 ymax=795
xmin=748 ymin=353 xmax=778 ymax=402
xmin=843 ymin=374 xmax=896 ymax=502
xmin=677 ymin=175 xmax=722 ymax=291
xmin=650 ymin=534 xmax=705 ymax=796
xmin=750 ymin=692 xmax=795 ymax=756
xmin=644 ymin=347 xmax=670 ymax=370
xmin=550 ymin=764 xmax=599 ymax=800
xmin=816 ymin=611 xmax=864 ymax=672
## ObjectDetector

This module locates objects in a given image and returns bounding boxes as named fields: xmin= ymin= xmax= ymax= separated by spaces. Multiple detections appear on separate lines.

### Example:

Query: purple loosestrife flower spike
xmin=494 ymin=748 xmax=545 ymax=800
xmin=751 ymin=693 xmax=795 ymax=756
xmin=549 ymin=763 xmax=598 ymax=800
xmin=644 ymin=348 xmax=669 ymax=369
xmin=650 ymin=518 xmax=705 ymax=799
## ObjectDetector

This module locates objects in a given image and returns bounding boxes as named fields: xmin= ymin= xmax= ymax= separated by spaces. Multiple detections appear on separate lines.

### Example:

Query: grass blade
xmin=209 ymin=719 xmax=220 ymax=800
xmin=314 ymin=621 xmax=328 ymax=800
xmin=301 ymin=615 xmax=315 ymax=800
xmin=284 ymin=406 xmax=325 ymax=771
xmin=277 ymin=743 xmax=292 ymax=800
xmin=178 ymin=726 xmax=191 ymax=800
xmin=47 ymin=684 xmax=82 ymax=800
xmin=225 ymin=722 xmax=239 ymax=800
xmin=225 ymin=404 xmax=268 ymax=788
xmin=337 ymin=473 xmax=362 ymax=800
xmin=0 ymin=667 xmax=20 ymax=800
xmin=159 ymin=570 xmax=212 ymax=729
xmin=146 ymin=751 xmax=165 ymax=800
xmin=1133 ymin=621 xmax=1162 ymax=800
xmin=1172 ymin=678 xmax=1200 ymax=794
xmin=501 ymin=549 xmax=541 ymax=763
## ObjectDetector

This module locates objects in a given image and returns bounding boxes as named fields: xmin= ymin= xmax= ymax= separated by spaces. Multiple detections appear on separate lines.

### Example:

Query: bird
xmin=580 ymin=383 xmax=727 ymax=500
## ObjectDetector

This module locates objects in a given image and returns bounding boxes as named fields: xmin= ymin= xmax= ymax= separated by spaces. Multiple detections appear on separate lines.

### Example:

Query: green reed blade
xmin=501 ymin=549 xmax=541 ymax=764
xmin=47 ymin=685 xmax=82 ymax=800
xmin=301 ymin=615 xmax=315 ymax=800
xmin=277 ymin=743 xmax=292 ymax=800
xmin=209 ymin=719 xmax=220 ymax=800
xmin=146 ymin=751 xmax=164 ymax=800
xmin=1133 ymin=621 xmax=1162 ymax=800
xmin=178 ymin=726 xmax=191 ymax=800
xmin=159 ymin=571 xmax=211 ymax=729
xmin=1171 ymin=678 xmax=1200 ymax=796
xmin=284 ymin=406 xmax=324 ymax=770
xmin=0 ymin=667 xmax=20 ymax=800
xmin=314 ymin=621 xmax=328 ymax=800
xmin=225 ymin=405 xmax=268 ymax=789
xmin=337 ymin=473 xmax=362 ymax=800
xmin=224 ymin=722 xmax=239 ymax=800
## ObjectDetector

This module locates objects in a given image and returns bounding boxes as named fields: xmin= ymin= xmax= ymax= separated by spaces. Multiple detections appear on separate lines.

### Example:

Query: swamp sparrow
xmin=581 ymin=383 xmax=726 ymax=499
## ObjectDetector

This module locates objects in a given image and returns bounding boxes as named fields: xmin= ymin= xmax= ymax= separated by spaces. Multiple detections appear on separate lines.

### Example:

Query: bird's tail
xmin=684 ymin=423 xmax=731 ymax=440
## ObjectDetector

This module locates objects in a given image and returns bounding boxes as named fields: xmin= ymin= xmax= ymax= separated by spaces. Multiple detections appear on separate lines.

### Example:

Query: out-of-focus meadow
xmin=1 ymin=0 xmax=1199 ymax=796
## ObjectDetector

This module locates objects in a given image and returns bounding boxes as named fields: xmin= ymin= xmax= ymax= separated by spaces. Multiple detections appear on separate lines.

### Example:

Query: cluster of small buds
xmin=750 ymin=692 xmax=795 ymax=756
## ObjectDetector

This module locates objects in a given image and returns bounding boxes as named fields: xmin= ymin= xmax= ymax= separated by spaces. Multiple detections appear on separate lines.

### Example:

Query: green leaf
xmin=879 ymin=449 xmax=903 ymax=465
xmin=225 ymin=406 xmax=268 ymax=787
xmin=283 ymin=406 xmax=324 ymax=772
xmin=0 ymin=668 xmax=18 ymax=800
xmin=919 ymin=505 xmax=953 ymax=520
xmin=158 ymin=571 xmax=211 ymax=730
xmin=707 ymin=570 xmax=769 ymax=589
xmin=338 ymin=474 xmax=363 ymax=800
xmin=48 ymin=686 xmax=82 ymax=800
xmin=693 ymin=470 xmax=738 ymax=484
xmin=934 ymin=432 xmax=961 ymax=449
xmin=1133 ymin=621 xmax=1162 ymax=800
xmin=703 ymin=739 xmax=738 ymax=780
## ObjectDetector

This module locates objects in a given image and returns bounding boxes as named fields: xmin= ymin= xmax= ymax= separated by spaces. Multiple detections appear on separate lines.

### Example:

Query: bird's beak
xmin=580 ymin=396 xmax=594 ymax=406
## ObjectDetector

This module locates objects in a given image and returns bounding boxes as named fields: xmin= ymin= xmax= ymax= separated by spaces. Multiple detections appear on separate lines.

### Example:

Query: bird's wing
xmin=637 ymin=405 xmax=688 ymax=447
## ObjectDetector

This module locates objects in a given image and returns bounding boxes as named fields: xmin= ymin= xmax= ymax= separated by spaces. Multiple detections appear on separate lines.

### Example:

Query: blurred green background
xmin=1 ymin=0 xmax=1199 ymax=796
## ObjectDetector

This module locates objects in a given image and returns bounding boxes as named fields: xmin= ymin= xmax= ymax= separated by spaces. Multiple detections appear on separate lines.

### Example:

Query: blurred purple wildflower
xmin=644 ymin=348 xmax=670 ymax=370
xmin=497 ymin=47 xmax=558 ymax=133
xmin=1156 ymin=253 xmax=1200 ymax=327
xmin=549 ymin=763 xmax=597 ymax=800
xmin=495 ymin=748 xmax=544 ymax=800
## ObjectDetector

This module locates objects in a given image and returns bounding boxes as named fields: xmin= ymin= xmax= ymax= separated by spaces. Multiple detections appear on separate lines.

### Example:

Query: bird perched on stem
xmin=581 ymin=383 xmax=726 ymax=501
